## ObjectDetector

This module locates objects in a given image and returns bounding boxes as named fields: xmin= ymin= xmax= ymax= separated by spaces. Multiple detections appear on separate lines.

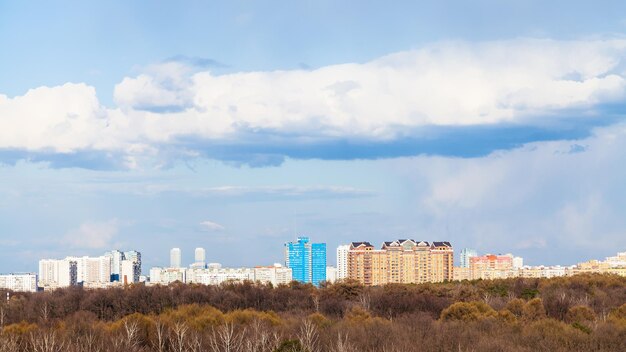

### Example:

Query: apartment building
xmin=347 ymin=239 xmax=454 ymax=285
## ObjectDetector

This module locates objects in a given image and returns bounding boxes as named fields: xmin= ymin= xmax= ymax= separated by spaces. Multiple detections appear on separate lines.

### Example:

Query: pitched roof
xmin=432 ymin=241 xmax=452 ymax=247
xmin=351 ymin=241 xmax=373 ymax=248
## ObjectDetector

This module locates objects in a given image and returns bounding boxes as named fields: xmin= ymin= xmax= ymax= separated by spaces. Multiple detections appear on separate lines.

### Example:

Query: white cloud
xmin=64 ymin=219 xmax=119 ymax=249
xmin=199 ymin=220 xmax=225 ymax=231
xmin=1 ymin=38 xmax=626 ymax=163
xmin=390 ymin=122 xmax=626 ymax=259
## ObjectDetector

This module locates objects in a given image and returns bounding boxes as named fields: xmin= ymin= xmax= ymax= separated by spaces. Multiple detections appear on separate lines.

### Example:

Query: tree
xmin=523 ymin=298 xmax=546 ymax=321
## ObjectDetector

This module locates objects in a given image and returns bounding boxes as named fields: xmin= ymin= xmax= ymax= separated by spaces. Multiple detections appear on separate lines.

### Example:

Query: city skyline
xmin=3 ymin=241 xmax=624 ymax=293
xmin=2 ymin=2 xmax=626 ymax=272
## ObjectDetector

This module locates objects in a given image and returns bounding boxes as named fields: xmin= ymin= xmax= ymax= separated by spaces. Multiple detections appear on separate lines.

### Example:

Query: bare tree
xmin=333 ymin=332 xmax=354 ymax=352
xmin=40 ymin=302 xmax=50 ymax=323
xmin=170 ymin=321 xmax=189 ymax=352
xmin=123 ymin=319 xmax=140 ymax=351
xmin=209 ymin=322 xmax=245 ymax=352
xmin=312 ymin=294 xmax=320 ymax=312
xmin=0 ymin=334 xmax=20 ymax=352
xmin=245 ymin=319 xmax=280 ymax=352
xmin=70 ymin=330 xmax=101 ymax=352
xmin=30 ymin=330 xmax=65 ymax=352
xmin=153 ymin=318 xmax=167 ymax=352
xmin=188 ymin=332 xmax=203 ymax=352
xmin=0 ymin=304 xmax=6 ymax=329
xmin=358 ymin=292 xmax=371 ymax=311
xmin=298 ymin=319 xmax=319 ymax=352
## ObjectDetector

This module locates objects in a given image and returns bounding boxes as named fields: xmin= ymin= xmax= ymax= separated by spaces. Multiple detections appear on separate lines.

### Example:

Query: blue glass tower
xmin=311 ymin=242 xmax=327 ymax=286
xmin=285 ymin=236 xmax=326 ymax=286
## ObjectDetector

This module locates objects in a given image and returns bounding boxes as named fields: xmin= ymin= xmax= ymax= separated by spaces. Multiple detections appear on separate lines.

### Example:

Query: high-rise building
xmin=192 ymin=247 xmax=207 ymax=268
xmin=38 ymin=259 xmax=78 ymax=290
xmin=347 ymin=239 xmax=454 ymax=286
xmin=170 ymin=248 xmax=182 ymax=268
xmin=459 ymin=248 xmax=478 ymax=268
xmin=336 ymin=244 xmax=350 ymax=280
xmin=284 ymin=237 xmax=327 ymax=286
xmin=104 ymin=250 xmax=141 ymax=282
xmin=104 ymin=250 xmax=124 ymax=281
xmin=311 ymin=242 xmax=327 ymax=286
xmin=123 ymin=250 xmax=142 ymax=282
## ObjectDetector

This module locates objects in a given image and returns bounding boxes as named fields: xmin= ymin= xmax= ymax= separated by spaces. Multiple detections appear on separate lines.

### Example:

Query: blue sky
xmin=1 ymin=1 xmax=626 ymax=272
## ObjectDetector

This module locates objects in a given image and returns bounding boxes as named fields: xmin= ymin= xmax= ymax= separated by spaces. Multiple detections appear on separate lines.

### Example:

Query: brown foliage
xmin=0 ymin=274 xmax=624 ymax=351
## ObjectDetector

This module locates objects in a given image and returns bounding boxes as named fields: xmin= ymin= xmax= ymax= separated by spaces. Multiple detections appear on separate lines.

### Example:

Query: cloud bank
xmin=398 ymin=122 xmax=626 ymax=262
xmin=1 ymin=38 xmax=626 ymax=168
xmin=63 ymin=219 xmax=119 ymax=249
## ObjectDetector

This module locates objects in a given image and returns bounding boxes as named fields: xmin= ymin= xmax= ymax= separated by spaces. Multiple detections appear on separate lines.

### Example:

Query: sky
xmin=1 ymin=1 xmax=626 ymax=273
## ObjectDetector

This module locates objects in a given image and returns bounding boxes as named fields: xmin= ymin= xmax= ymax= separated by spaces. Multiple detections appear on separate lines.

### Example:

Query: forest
xmin=0 ymin=274 xmax=625 ymax=352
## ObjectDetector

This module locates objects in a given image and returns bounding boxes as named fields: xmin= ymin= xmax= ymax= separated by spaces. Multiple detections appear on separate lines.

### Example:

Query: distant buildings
xmin=336 ymin=244 xmax=350 ymax=280
xmin=347 ymin=240 xmax=454 ymax=285
xmin=27 ymin=242 xmax=626 ymax=291
xmin=149 ymin=263 xmax=292 ymax=286
xmin=148 ymin=248 xmax=292 ymax=286
xmin=38 ymin=258 xmax=77 ymax=290
xmin=170 ymin=248 xmax=182 ymax=268
xmin=470 ymin=254 xmax=514 ymax=279
xmin=0 ymin=273 xmax=37 ymax=292
xmin=284 ymin=237 xmax=327 ymax=286
xmin=192 ymin=247 xmax=207 ymax=268
xmin=104 ymin=250 xmax=141 ymax=284
xmin=38 ymin=249 xmax=141 ymax=290
xmin=326 ymin=266 xmax=337 ymax=283
xmin=459 ymin=248 xmax=477 ymax=268
xmin=254 ymin=264 xmax=293 ymax=286
xmin=452 ymin=250 xmax=626 ymax=281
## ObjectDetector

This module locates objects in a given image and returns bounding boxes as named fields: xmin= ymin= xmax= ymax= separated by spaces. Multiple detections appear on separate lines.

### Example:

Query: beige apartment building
xmin=348 ymin=240 xmax=453 ymax=285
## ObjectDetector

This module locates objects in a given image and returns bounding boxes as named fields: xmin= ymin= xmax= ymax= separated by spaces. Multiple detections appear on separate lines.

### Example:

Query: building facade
xmin=347 ymin=239 xmax=454 ymax=286
xmin=336 ymin=244 xmax=350 ymax=280
xmin=170 ymin=248 xmax=182 ymax=268
xmin=326 ymin=266 xmax=337 ymax=283
xmin=284 ymin=237 xmax=327 ymax=286
xmin=192 ymin=247 xmax=207 ymax=268
xmin=469 ymin=254 xmax=513 ymax=280
xmin=38 ymin=258 xmax=78 ymax=290
xmin=254 ymin=264 xmax=293 ymax=286
xmin=459 ymin=248 xmax=477 ymax=268
xmin=0 ymin=273 xmax=38 ymax=292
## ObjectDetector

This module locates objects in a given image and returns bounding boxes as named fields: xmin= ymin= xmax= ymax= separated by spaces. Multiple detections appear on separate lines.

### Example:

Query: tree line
xmin=0 ymin=273 xmax=625 ymax=351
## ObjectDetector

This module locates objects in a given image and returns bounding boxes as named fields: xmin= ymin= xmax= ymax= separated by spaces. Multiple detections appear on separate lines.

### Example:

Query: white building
xmin=336 ymin=244 xmax=350 ymax=280
xmin=121 ymin=260 xmax=140 ymax=284
xmin=149 ymin=267 xmax=186 ymax=285
xmin=254 ymin=264 xmax=292 ymax=286
xmin=104 ymin=250 xmax=124 ymax=281
xmin=38 ymin=259 xmax=78 ymax=290
xmin=326 ymin=266 xmax=338 ymax=283
xmin=170 ymin=248 xmax=182 ymax=268
xmin=192 ymin=248 xmax=206 ymax=268
xmin=187 ymin=267 xmax=254 ymax=286
xmin=0 ymin=273 xmax=38 ymax=292
xmin=512 ymin=256 xmax=524 ymax=270
xmin=68 ymin=256 xmax=112 ymax=286
xmin=605 ymin=252 xmax=626 ymax=267
xmin=103 ymin=250 xmax=141 ymax=282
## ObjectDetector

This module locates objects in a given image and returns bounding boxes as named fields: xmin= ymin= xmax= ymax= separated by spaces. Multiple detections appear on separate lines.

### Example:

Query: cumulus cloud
xmin=63 ymin=219 xmax=119 ymax=249
xmin=2 ymin=38 xmax=626 ymax=167
xmin=199 ymin=220 xmax=225 ymax=231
